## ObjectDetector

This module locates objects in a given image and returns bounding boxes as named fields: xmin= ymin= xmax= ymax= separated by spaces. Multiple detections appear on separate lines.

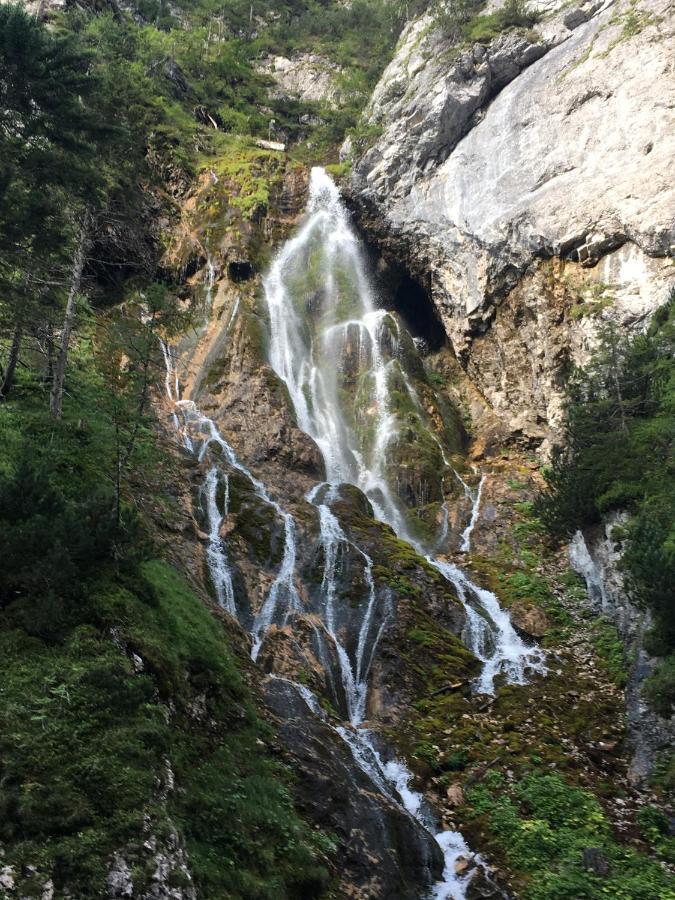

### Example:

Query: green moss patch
xmin=0 ymin=560 xmax=332 ymax=898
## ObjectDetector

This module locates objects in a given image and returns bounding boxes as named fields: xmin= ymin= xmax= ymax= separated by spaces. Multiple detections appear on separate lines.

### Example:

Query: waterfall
xmin=262 ymin=167 xmax=547 ymax=898
xmin=204 ymin=255 xmax=216 ymax=308
xmin=263 ymin=167 xmax=546 ymax=696
xmin=158 ymin=168 xmax=546 ymax=899
xmin=265 ymin=169 xmax=409 ymax=538
xmin=202 ymin=467 xmax=237 ymax=616
xmin=159 ymin=342 xmax=301 ymax=647
xmin=306 ymin=482 xmax=390 ymax=726
xmin=459 ymin=475 xmax=484 ymax=553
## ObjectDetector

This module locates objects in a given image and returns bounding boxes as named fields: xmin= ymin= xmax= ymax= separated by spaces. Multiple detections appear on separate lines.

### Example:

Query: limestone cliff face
xmin=346 ymin=0 xmax=674 ymax=446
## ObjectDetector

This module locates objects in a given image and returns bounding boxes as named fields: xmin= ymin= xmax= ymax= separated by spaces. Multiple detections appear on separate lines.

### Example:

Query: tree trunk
xmin=50 ymin=211 xmax=90 ymax=420
xmin=45 ymin=321 xmax=55 ymax=385
xmin=0 ymin=324 xmax=23 ymax=400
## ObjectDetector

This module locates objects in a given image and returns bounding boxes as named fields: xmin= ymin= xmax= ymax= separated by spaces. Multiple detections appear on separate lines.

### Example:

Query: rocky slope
xmin=346 ymin=0 xmax=675 ymax=446
xmin=570 ymin=519 xmax=675 ymax=785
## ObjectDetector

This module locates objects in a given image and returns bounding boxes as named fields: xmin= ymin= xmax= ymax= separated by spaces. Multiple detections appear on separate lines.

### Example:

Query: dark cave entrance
xmin=347 ymin=210 xmax=448 ymax=354
xmin=228 ymin=260 xmax=254 ymax=283
xmin=389 ymin=270 xmax=446 ymax=352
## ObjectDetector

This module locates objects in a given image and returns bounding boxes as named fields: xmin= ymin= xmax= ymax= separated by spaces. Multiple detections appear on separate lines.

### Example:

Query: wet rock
xmin=454 ymin=856 xmax=469 ymax=874
xmin=465 ymin=864 xmax=508 ymax=898
xmin=263 ymin=677 xmax=444 ymax=898
xmin=570 ymin=519 xmax=675 ymax=783
xmin=257 ymin=617 xmax=346 ymax=711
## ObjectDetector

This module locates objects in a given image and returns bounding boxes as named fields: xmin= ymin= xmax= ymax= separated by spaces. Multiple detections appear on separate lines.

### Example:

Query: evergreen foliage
xmin=433 ymin=0 xmax=540 ymax=43
xmin=536 ymin=295 xmax=675 ymax=710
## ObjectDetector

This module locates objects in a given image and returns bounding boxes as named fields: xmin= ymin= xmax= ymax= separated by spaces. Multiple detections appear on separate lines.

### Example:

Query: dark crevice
xmin=390 ymin=271 xmax=446 ymax=352
xmin=228 ymin=260 xmax=254 ymax=283
xmin=353 ymin=227 xmax=448 ymax=353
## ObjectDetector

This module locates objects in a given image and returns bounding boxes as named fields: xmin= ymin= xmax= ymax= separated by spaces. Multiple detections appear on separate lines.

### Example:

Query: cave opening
xmin=228 ymin=260 xmax=254 ymax=283
xmin=388 ymin=271 xmax=446 ymax=352
xmin=348 ymin=213 xmax=447 ymax=353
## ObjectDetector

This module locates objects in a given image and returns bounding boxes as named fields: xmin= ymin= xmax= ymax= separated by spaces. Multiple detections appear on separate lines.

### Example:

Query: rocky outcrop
xmin=569 ymin=520 xmax=675 ymax=784
xmin=263 ymin=677 xmax=444 ymax=899
xmin=107 ymin=821 xmax=196 ymax=900
xmin=258 ymin=53 xmax=343 ymax=107
xmin=347 ymin=0 xmax=675 ymax=445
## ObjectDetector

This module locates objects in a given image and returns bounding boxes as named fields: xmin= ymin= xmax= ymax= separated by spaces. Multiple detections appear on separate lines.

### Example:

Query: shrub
xmin=643 ymin=654 xmax=675 ymax=717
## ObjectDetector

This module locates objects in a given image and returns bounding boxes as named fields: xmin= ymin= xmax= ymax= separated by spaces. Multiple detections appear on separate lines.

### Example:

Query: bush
xmin=643 ymin=654 xmax=675 ymax=717
xmin=467 ymin=772 xmax=675 ymax=899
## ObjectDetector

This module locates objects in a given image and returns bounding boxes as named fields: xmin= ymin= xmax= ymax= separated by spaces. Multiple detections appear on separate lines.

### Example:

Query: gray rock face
xmin=258 ymin=53 xmax=343 ymax=106
xmin=569 ymin=520 xmax=675 ymax=784
xmin=348 ymin=0 xmax=675 ymax=443
xmin=263 ymin=677 xmax=445 ymax=899
xmin=357 ymin=17 xmax=550 ymax=200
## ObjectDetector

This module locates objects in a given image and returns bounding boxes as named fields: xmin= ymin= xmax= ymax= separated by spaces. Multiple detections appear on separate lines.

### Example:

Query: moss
xmin=0 ymin=561 xmax=332 ymax=898
xmin=589 ymin=617 xmax=629 ymax=687
xmin=204 ymin=136 xmax=286 ymax=221
xmin=456 ymin=0 xmax=541 ymax=44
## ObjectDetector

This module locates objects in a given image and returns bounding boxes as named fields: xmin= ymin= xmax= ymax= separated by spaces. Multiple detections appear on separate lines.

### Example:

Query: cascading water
xmin=159 ymin=168 xmax=546 ymax=899
xmin=262 ymin=167 xmax=548 ymax=898
xmin=459 ymin=475 xmax=484 ymax=553
xmin=263 ymin=167 xmax=546 ymax=695
xmin=306 ymin=482 xmax=385 ymax=725
xmin=160 ymin=342 xmax=301 ymax=649
xmin=204 ymin=255 xmax=216 ymax=308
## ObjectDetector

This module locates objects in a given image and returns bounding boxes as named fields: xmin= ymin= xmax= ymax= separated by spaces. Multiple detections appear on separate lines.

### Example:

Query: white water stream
xmin=263 ymin=168 xmax=545 ymax=694
xmin=160 ymin=342 xmax=300 ymax=653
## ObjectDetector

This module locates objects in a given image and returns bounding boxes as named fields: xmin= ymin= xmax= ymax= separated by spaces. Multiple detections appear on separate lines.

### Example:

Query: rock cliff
xmin=347 ymin=0 xmax=674 ymax=446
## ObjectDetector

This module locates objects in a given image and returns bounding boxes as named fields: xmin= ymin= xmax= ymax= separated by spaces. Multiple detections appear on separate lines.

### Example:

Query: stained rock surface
xmin=347 ymin=0 xmax=675 ymax=444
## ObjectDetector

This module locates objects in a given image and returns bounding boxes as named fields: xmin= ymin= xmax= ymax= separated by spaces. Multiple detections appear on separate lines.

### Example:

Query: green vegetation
xmin=0 ymin=342 xmax=331 ymax=896
xmin=643 ymin=654 xmax=675 ymax=718
xmin=536 ymin=295 xmax=675 ymax=714
xmin=70 ymin=0 xmax=415 ymax=167
xmin=433 ymin=0 xmax=540 ymax=44
xmin=0 ymin=0 xmax=352 ymax=869
xmin=467 ymin=770 xmax=675 ymax=899
xmin=589 ymin=617 xmax=628 ymax=687
xmin=0 ymin=559 xmax=331 ymax=898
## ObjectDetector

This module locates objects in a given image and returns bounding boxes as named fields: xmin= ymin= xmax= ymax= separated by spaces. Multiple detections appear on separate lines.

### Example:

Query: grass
xmin=0 ymin=559 xmax=332 ymax=899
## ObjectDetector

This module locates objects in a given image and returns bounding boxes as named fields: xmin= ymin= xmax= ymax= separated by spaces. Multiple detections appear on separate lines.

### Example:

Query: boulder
xmin=510 ymin=602 xmax=550 ymax=639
